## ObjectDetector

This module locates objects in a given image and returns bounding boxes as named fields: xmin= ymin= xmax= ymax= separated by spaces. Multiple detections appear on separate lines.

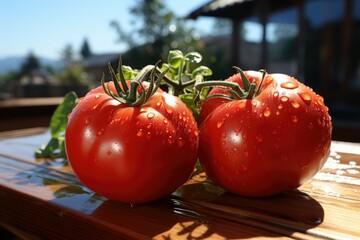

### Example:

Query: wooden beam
xmin=231 ymin=19 xmax=240 ymax=66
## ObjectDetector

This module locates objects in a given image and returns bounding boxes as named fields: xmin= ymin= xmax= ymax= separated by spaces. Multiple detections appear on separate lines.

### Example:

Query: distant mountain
xmin=0 ymin=56 xmax=61 ymax=74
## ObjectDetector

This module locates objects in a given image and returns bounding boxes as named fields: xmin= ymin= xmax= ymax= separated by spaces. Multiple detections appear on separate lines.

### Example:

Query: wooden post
xmin=258 ymin=0 xmax=269 ymax=69
xmin=231 ymin=19 xmax=240 ymax=67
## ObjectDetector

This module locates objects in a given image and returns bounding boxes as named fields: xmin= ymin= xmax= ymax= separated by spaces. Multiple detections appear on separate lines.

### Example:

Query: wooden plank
xmin=1 ymin=129 xmax=360 ymax=239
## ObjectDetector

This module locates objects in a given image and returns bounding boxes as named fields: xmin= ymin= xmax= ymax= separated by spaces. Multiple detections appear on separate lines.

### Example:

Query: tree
xmin=110 ymin=0 xmax=203 ymax=67
xmin=61 ymin=44 xmax=75 ymax=68
xmin=19 ymin=52 xmax=41 ymax=77
xmin=80 ymin=38 xmax=92 ymax=59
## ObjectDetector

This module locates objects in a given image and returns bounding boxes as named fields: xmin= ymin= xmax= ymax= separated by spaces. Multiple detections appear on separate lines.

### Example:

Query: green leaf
xmin=191 ymin=66 xmax=213 ymax=79
xmin=50 ymin=91 xmax=78 ymax=138
xmin=168 ymin=50 xmax=184 ymax=68
xmin=179 ymin=93 xmax=199 ymax=120
xmin=184 ymin=52 xmax=202 ymax=63
xmin=120 ymin=65 xmax=138 ymax=80
xmin=35 ymin=138 xmax=59 ymax=158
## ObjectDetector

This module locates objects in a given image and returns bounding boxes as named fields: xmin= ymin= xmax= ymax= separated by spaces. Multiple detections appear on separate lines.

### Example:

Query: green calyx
xmin=101 ymin=59 xmax=167 ymax=107
xmin=194 ymin=67 xmax=266 ymax=106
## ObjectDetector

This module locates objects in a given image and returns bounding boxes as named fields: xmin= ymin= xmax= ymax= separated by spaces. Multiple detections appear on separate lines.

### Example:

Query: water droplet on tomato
xmin=84 ymin=117 xmax=91 ymax=125
xmin=280 ymin=96 xmax=289 ymax=102
xmin=241 ymin=164 xmax=248 ymax=171
xmin=165 ymin=105 xmax=174 ymax=115
xmin=107 ymin=151 xmax=112 ymax=155
xmin=291 ymin=101 xmax=300 ymax=109
xmin=281 ymin=81 xmax=299 ymax=89
xmin=194 ymin=130 xmax=199 ymax=137
xmin=167 ymin=136 xmax=174 ymax=144
xmin=217 ymin=119 xmax=225 ymax=128
xmin=251 ymin=100 xmax=257 ymax=106
xmin=147 ymin=112 xmax=155 ymax=119
xmin=177 ymin=137 xmax=184 ymax=147
xmin=298 ymin=92 xmax=312 ymax=104
xmin=156 ymin=101 xmax=162 ymax=107
xmin=291 ymin=116 xmax=298 ymax=123
xmin=96 ymin=129 xmax=104 ymax=137
xmin=308 ymin=122 xmax=314 ymax=130
xmin=281 ymin=154 xmax=288 ymax=161
xmin=95 ymin=94 xmax=100 ymax=99
xmin=273 ymin=91 xmax=279 ymax=98
xmin=276 ymin=110 xmax=280 ymax=115
xmin=256 ymin=134 xmax=263 ymax=142
xmin=163 ymin=119 xmax=168 ymax=124
xmin=263 ymin=108 xmax=271 ymax=117
xmin=137 ymin=129 xmax=143 ymax=137
xmin=278 ymin=104 xmax=283 ymax=109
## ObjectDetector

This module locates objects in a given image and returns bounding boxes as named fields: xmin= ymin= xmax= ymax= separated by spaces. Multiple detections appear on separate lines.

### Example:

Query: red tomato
xmin=65 ymin=82 xmax=198 ymax=204
xmin=199 ymin=71 xmax=332 ymax=196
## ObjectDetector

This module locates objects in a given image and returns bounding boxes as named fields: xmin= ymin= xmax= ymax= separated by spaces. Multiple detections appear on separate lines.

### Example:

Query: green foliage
xmin=110 ymin=0 xmax=204 ymax=67
xmin=19 ymin=52 xmax=41 ymax=76
xmin=57 ymin=65 xmax=88 ymax=84
xmin=80 ymin=38 xmax=92 ymax=59
xmin=35 ymin=92 xmax=78 ymax=160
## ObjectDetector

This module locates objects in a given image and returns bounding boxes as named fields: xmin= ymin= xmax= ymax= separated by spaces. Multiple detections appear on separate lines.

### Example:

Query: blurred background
xmin=0 ymin=0 xmax=360 ymax=142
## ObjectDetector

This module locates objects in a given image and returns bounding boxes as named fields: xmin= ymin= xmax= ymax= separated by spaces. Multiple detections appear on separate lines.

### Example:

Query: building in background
xmin=188 ymin=0 xmax=360 ymax=141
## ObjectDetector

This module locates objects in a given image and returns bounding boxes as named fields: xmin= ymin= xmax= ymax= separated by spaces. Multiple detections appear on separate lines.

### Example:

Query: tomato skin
xmin=65 ymin=82 xmax=198 ymax=204
xmin=199 ymin=72 xmax=332 ymax=196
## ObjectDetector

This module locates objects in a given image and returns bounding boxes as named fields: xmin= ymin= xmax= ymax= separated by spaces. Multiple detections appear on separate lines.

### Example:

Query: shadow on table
xmin=9 ymin=165 xmax=324 ymax=239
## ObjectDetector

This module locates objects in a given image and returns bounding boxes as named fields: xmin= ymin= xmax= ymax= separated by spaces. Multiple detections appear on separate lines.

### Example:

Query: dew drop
xmin=217 ymin=119 xmax=225 ymax=128
xmin=167 ymin=136 xmax=174 ymax=144
xmin=241 ymin=164 xmax=248 ymax=171
xmin=298 ymin=92 xmax=312 ymax=104
xmin=280 ymin=96 xmax=289 ymax=102
xmin=278 ymin=104 xmax=283 ymax=110
xmin=137 ymin=129 xmax=143 ymax=137
xmin=281 ymin=154 xmax=289 ymax=161
xmin=165 ymin=105 xmax=174 ymax=115
xmin=256 ymin=134 xmax=263 ymax=142
xmin=291 ymin=115 xmax=298 ymax=123
xmin=163 ymin=119 xmax=168 ymax=124
xmin=194 ymin=130 xmax=199 ymax=137
xmin=263 ymin=108 xmax=271 ymax=117
xmin=291 ymin=101 xmax=300 ymax=109
xmin=95 ymin=94 xmax=100 ymax=99
xmin=156 ymin=101 xmax=162 ymax=107
xmin=107 ymin=151 xmax=112 ymax=156
xmin=273 ymin=91 xmax=279 ymax=98
xmin=96 ymin=128 xmax=105 ymax=137
xmin=308 ymin=122 xmax=314 ymax=130
xmin=84 ymin=117 xmax=91 ymax=125
xmin=281 ymin=81 xmax=299 ymax=89
xmin=177 ymin=137 xmax=184 ymax=147
xmin=147 ymin=112 xmax=155 ymax=119
xmin=251 ymin=100 xmax=257 ymax=106
xmin=276 ymin=110 xmax=280 ymax=115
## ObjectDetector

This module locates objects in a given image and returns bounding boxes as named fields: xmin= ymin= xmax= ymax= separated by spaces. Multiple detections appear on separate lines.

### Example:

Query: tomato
xmin=65 ymin=81 xmax=199 ymax=204
xmin=198 ymin=71 xmax=332 ymax=196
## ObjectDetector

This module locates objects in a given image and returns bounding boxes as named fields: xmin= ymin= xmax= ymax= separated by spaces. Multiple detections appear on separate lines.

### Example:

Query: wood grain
xmin=0 ymin=128 xmax=359 ymax=239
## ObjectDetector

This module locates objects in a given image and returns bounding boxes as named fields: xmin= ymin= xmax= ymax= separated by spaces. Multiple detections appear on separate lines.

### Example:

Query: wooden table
xmin=0 ymin=128 xmax=359 ymax=239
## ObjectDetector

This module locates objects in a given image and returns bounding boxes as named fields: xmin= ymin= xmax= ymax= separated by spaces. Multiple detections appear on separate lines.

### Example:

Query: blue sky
xmin=0 ymin=0 xmax=216 ymax=60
